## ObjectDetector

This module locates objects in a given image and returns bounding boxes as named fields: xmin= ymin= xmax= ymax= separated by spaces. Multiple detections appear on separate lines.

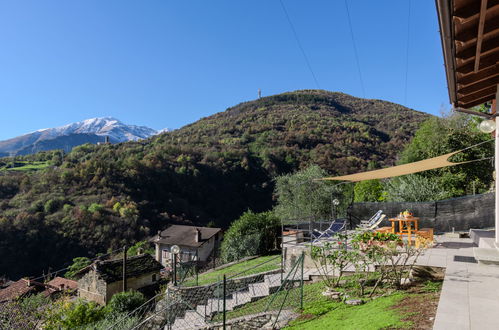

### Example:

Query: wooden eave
xmin=437 ymin=0 xmax=499 ymax=109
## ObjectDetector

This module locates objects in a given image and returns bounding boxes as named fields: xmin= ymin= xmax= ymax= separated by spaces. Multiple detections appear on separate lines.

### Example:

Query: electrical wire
xmin=404 ymin=0 xmax=412 ymax=104
xmin=29 ymin=247 xmax=123 ymax=282
xmin=278 ymin=0 xmax=321 ymax=89
xmin=344 ymin=0 xmax=365 ymax=98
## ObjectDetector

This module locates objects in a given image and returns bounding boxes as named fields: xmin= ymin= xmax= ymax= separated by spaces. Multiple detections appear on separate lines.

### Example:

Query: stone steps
xmin=170 ymin=273 xmax=285 ymax=329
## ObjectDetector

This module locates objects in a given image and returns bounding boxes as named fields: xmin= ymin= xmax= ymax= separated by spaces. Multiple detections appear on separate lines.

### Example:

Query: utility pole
xmin=123 ymin=245 xmax=127 ymax=292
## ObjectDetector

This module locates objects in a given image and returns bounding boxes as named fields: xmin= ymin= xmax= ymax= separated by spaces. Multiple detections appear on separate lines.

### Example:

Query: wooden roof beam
xmin=455 ymin=11 xmax=499 ymax=43
xmin=460 ymin=93 xmax=497 ymax=108
xmin=456 ymin=35 xmax=499 ymax=61
xmin=456 ymin=50 xmax=499 ymax=74
xmin=458 ymin=64 xmax=499 ymax=85
xmin=454 ymin=0 xmax=499 ymax=20
xmin=458 ymin=85 xmax=497 ymax=103
xmin=475 ymin=0 xmax=489 ymax=72
xmin=457 ymin=74 xmax=499 ymax=94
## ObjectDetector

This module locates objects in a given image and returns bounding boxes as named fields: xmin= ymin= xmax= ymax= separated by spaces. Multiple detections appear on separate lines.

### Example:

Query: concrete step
xmin=473 ymin=247 xmax=499 ymax=265
xmin=171 ymin=310 xmax=207 ymax=330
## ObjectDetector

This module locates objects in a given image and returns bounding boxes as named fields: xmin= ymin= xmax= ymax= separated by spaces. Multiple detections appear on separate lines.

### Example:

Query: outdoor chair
xmin=311 ymin=219 xmax=347 ymax=242
xmin=357 ymin=210 xmax=386 ymax=231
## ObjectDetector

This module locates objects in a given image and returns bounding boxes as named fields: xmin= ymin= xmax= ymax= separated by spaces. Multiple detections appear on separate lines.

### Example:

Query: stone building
xmin=151 ymin=225 xmax=222 ymax=267
xmin=76 ymin=254 xmax=162 ymax=305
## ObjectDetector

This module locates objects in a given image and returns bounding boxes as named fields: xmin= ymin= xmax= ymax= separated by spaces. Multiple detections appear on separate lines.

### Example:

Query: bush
xmin=221 ymin=210 xmax=280 ymax=262
xmin=44 ymin=299 xmax=105 ymax=329
xmin=105 ymin=291 xmax=147 ymax=315
xmin=88 ymin=203 xmax=104 ymax=213
xmin=44 ymin=199 xmax=61 ymax=214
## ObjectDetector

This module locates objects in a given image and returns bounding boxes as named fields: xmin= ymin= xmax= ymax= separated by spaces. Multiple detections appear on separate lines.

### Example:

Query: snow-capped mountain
xmin=35 ymin=117 xmax=157 ymax=142
xmin=0 ymin=117 xmax=158 ymax=156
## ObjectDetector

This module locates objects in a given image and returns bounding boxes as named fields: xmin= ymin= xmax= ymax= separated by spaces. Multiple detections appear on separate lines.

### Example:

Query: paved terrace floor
xmin=427 ymin=235 xmax=499 ymax=330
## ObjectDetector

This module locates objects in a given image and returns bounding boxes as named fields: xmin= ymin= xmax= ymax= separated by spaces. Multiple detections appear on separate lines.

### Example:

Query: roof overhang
xmin=436 ymin=0 xmax=499 ymax=109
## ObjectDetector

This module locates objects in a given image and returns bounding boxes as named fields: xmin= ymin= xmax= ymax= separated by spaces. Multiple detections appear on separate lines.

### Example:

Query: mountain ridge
xmin=0 ymin=117 xmax=158 ymax=156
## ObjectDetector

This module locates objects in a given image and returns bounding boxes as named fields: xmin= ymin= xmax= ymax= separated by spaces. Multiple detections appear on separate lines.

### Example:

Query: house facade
xmin=76 ymin=254 xmax=162 ymax=305
xmin=151 ymin=225 xmax=222 ymax=267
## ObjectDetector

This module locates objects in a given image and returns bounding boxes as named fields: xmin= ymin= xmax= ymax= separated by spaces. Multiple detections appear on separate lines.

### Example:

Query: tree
xmin=398 ymin=113 xmax=493 ymax=197
xmin=385 ymin=174 xmax=450 ymax=202
xmin=274 ymin=165 xmax=351 ymax=221
xmin=127 ymin=241 xmax=154 ymax=256
xmin=220 ymin=211 xmax=280 ymax=262
xmin=65 ymin=257 xmax=91 ymax=279
xmin=353 ymin=179 xmax=385 ymax=202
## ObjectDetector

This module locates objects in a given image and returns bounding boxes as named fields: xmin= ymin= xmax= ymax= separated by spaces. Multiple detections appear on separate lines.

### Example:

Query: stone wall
xmin=201 ymin=311 xmax=297 ymax=329
xmin=106 ymin=271 xmax=158 ymax=302
xmin=350 ymin=192 xmax=495 ymax=233
xmin=77 ymin=270 xmax=107 ymax=305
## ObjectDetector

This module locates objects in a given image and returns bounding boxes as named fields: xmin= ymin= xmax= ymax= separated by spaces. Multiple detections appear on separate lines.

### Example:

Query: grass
xmin=0 ymin=161 xmax=50 ymax=172
xmin=182 ymin=254 xmax=281 ymax=287
xmin=214 ymin=277 xmax=437 ymax=329
xmin=286 ymin=291 xmax=411 ymax=330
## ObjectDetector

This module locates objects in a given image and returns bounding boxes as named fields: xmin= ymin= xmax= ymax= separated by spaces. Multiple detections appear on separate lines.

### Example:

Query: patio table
xmin=388 ymin=216 xmax=419 ymax=246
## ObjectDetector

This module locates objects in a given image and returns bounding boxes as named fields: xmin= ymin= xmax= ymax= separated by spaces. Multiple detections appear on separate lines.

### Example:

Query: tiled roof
xmin=0 ymin=279 xmax=45 ymax=303
xmin=47 ymin=277 xmax=78 ymax=290
xmin=151 ymin=225 xmax=221 ymax=247
xmin=77 ymin=254 xmax=163 ymax=283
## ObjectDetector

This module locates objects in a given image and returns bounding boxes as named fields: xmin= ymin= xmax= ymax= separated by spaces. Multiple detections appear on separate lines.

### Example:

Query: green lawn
xmin=0 ymin=161 xmax=50 ymax=172
xmin=286 ymin=291 xmax=411 ymax=329
xmin=182 ymin=254 xmax=281 ymax=287
xmin=216 ymin=279 xmax=415 ymax=329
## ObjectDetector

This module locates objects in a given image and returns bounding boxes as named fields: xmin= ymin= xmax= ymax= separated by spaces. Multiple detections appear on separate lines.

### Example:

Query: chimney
xmin=195 ymin=228 xmax=201 ymax=243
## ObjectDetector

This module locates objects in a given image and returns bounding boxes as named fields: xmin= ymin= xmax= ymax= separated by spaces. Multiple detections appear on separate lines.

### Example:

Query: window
xmin=152 ymin=274 xmax=157 ymax=282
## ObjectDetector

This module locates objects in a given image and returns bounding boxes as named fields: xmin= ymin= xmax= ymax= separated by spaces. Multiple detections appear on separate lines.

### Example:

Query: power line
xmin=278 ymin=0 xmax=321 ymax=89
xmin=344 ymin=0 xmax=365 ymax=98
xmin=29 ymin=247 xmax=123 ymax=282
xmin=404 ymin=0 xmax=412 ymax=104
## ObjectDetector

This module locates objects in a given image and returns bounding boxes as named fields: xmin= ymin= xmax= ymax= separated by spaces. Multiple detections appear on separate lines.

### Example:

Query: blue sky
xmin=0 ymin=1 xmax=449 ymax=140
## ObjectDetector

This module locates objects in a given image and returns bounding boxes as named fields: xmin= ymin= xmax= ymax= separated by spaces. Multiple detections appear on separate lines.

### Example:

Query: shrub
xmin=44 ymin=299 xmax=105 ymax=329
xmin=105 ymin=291 xmax=147 ymax=315
xmin=220 ymin=210 xmax=280 ymax=262
xmin=88 ymin=203 xmax=104 ymax=213
xmin=44 ymin=199 xmax=61 ymax=214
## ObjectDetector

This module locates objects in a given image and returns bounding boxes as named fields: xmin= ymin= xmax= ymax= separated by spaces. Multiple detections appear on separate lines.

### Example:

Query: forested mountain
xmin=0 ymin=90 xmax=431 ymax=279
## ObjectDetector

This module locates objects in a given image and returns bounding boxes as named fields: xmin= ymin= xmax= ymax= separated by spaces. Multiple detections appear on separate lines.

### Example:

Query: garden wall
xmin=349 ymin=192 xmax=494 ymax=233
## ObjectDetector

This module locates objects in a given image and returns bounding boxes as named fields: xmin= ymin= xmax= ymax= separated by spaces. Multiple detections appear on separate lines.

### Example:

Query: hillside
xmin=0 ymin=90 xmax=431 ymax=279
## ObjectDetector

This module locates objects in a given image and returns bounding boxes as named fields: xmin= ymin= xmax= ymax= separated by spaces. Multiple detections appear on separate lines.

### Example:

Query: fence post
xmin=300 ymin=252 xmax=304 ymax=309
xmin=223 ymin=274 xmax=227 ymax=330
xmin=196 ymin=264 xmax=199 ymax=286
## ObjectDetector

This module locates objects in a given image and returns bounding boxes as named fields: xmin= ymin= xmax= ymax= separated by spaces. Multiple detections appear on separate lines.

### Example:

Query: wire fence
xmin=133 ymin=253 xmax=304 ymax=330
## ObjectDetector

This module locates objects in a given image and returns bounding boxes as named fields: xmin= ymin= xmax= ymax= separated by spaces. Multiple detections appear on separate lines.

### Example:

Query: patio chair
xmin=357 ymin=210 xmax=386 ymax=231
xmin=312 ymin=219 xmax=347 ymax=242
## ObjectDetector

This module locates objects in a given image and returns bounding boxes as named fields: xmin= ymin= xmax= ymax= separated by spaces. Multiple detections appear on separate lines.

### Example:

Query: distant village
xmin=0 ymin=224 xmax=222 ymax=305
